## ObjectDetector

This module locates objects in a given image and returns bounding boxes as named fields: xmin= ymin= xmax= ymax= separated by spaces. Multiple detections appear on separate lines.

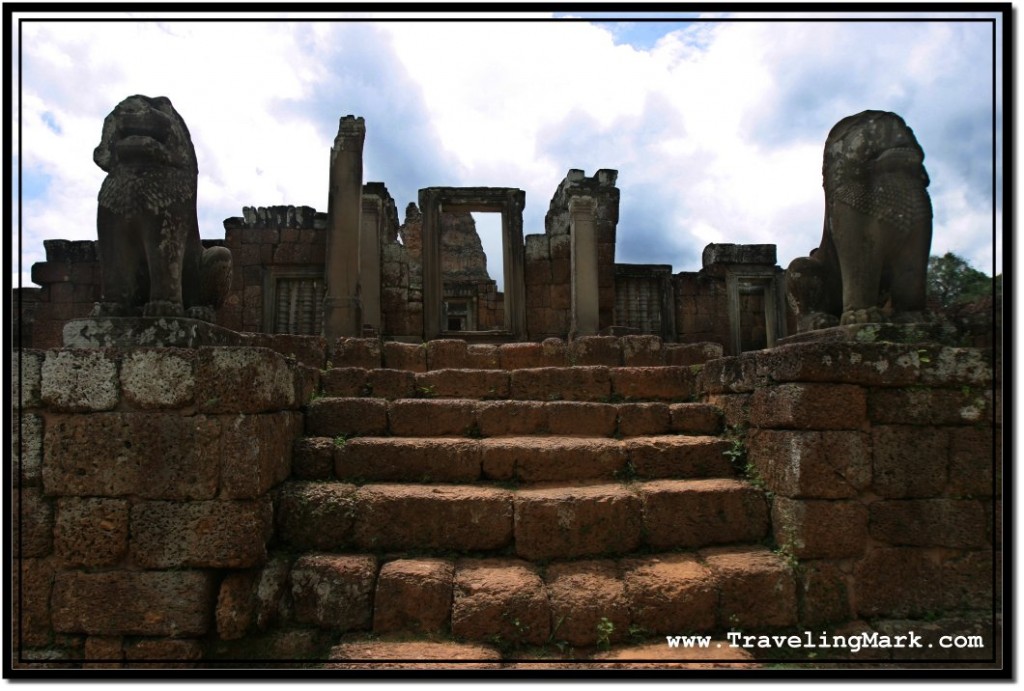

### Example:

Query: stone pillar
xmin=360 ymin=193 xmax=383 ymax=334
xmin=324 ymin=116 xmax=365 ymax=340
xmin=569 ymin=196 xmax=599 ymax=337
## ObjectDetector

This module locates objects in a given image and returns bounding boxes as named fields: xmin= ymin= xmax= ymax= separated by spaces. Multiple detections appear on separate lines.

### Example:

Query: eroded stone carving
xmin=787 ymin=110 xmax=932 ymax=332
xmin=92 ymin=95 xmax=231 ymax=321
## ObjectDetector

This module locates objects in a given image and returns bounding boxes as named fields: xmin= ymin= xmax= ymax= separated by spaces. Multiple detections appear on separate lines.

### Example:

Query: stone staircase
xmin=219 ymin=337 xmax=794 ymax=666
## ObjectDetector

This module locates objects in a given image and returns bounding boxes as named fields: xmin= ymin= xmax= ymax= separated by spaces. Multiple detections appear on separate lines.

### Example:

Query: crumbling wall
xmin=701 ymin=339 xmax=999 ymax=628
xmin=12 ymin=346 xmax=305 ymax=667
xmin=23 ymin=241 xmax=102 ymax=349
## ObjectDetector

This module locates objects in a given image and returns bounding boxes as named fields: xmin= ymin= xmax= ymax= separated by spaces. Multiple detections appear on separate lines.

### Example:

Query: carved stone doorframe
xmin=725 ymin=268 xmax=787 ymax=354
xmin=419 ymin=187 xmax=527 ymax=341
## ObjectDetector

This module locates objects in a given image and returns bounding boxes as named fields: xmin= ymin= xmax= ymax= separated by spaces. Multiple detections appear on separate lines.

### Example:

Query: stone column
xmin=360 ymin=193 xmax=383 ymax=334
xmin=569 ymin=196 xmax=599 ymax=337
xmin=324 ymin=116 xmax=365 ymax=339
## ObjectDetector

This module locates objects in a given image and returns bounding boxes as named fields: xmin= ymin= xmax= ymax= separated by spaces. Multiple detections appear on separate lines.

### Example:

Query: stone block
xmin=750 ymin=383 xmax=867 ymax=430
xmin=9 ymin=420 xmax=41 ymax=492
xmin=747 ymin=430 xmax=871 ymax=499
xmin=919 ymin=347 xmax=993 ymax=387
xmin=610 ymin=367 xmax=695 ymax=401
xmin=510 ymin=366 xmax=611 ymax=402
xmin=290 ymin=554 xmax=377 ymax=631
xmin=639 ymin=479 xmax=768 ymax=549
xmin=481 ymin=437 xmax=626 ymax=483
xmin=452 ymin=558 xmax=550 ymax=646
xmin=466 ymin=344 xmax=500 ymax=369
xmin=326 ymin=641 xmax=501 ymax=669
xmin=336 ymin=437 xmax=482 ymax=483
xmin=414 ymin=369 xmax=510 ymax=399
xmin=13 ymin=486 xmax=54 ymax=558
xmin=771 ymin=497 xmax=868 ymax=559
xmin=130 ymin=497 xmax=273 ymax=568
xmin=948 ymin=426 xmax=996 ymax=498
xmin=621 ymin=554 xmax=717 ymax=634
xmin=274 ymin=482 xmax=358 ymax=550
xmin=663 ymin=342 xmax=724 ymax=366
xmin=616 ymin=402 xmax=671 ymax=436
xmin=16 ymin=558 xmax=56 ymax=647
xmin=568 ymin=336 xmax=621 ymax=366
xmin=41 ymin=350 xmax=119 ymax=412
xmin=329 ymin=337 xmax=382 ymax=369
xmin=388 ymin=398 xmax=478 ymax=436
xmin=426 ymin=339 xmax=469 ymax=369
xmin=221 ymin=411 xmax=299 ymax=499
xmin=13 ymin=349 xmax=43 ymax=407
xmin=305 ymin=398 xmax=388 ymax=437
xmin=242 ymin=333 xmax=328 ymax=369
xmin=120 ymin=349 xmax=196 ymax=409
xmin=514 ymin=484 xmax=640 ymax=560
xmin=216 ymin=571 xmax=257 ymax=640
xmin=124 ymin=639 xmax=203 ymax=668
xmin=872 ymin=425 xmax=949 ymax=498
xmin=382 ymin=341 xmax=427 ymax=372
xmin=497 ymin=341 xmax=565 ymax=369
xmin=620 ymin=335 xmax=664 ymax=366
xmin=251 ymin=555 xmax=293 ymax=632
xmin=366 ymin=369 xmax=416 ymax=399
xmin=545 ymin=401 xmax=617 ymax=436
xmin=869 ymin=499 xmax=988 ymax=548
xmin=476 ymin=400 xmax=548 ymax=436
xmin=373 ymin=559 xmax=454 ymax=635
xmin=52 ymin=570 xmax=216 ymax=636
xmin=292 ymin=437 xmax=335 ymax=480
xmin=705 ymin=393 xmax=750 ymax=428
xmin=54 ymin=497 xmax=128 ymax=567
xmin=625 ymin=436 xmax=733 ymax=480
xmin=62 ymin=317 xmax=243 ymax=349
xmin=321 ymin=368 xmax=366 ymax=397
xmin=196 ymin=347 xmax=296 ymax=413
xmin=795 ymin=560 xmax=851 ymax=627
xmin=546 ymin=560 xmax=629 ymax=646
xmin=701 ymin=546 xmax=797 ymax=629
xmin=83 ymin=636 xmax=124 ymax=667
xmin=852 ymin=547 xmax=946 ymax=618
xmin=353 ymin=484 xmax=513 ymax=552
xmin=43 ymin=413 xmax=221 ymax=500
xmin=756 ymin=342 xmax=925 ymax=387
xmin=870 ymin=387 xmax=993 ymax=426
xmin=668 ymin=402 xmax=723 ymax=435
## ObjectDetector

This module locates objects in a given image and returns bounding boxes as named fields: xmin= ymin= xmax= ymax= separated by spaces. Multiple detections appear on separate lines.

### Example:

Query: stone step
xmin=327 ymin=336 xmax=723 ymax=372
xmin=305 ymin=397 xmax=722 ymax=438
xmin=245 ymin=546 xmax=794 ymax=651
xmin=274 ymin=478 xmax=768 ymax=558
xmin=294 ymin=435 xmax=735 ymax=484
xmin=320 ymin=366 xmax=701 ymax=402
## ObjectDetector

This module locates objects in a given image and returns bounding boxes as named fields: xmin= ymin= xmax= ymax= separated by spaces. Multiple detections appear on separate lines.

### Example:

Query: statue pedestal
xmin=63 ymin=317 xmax=244 ymax=349
xmin=777 ymin=321 xmax=960 ymax=347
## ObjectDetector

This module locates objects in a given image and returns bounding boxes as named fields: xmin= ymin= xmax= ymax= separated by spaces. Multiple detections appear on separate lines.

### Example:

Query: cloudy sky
xmin=12 ymin=9 xmax=1004 ymax=292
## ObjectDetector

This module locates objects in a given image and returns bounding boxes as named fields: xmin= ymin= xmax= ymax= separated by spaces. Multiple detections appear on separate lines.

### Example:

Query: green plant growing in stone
xmin=416 ymin=384 xmax=437 ymax=398
xmin=596 ymin=617 xmax=615 ymax=650
xmin=333 ymin=434 xmax=349 ymax=448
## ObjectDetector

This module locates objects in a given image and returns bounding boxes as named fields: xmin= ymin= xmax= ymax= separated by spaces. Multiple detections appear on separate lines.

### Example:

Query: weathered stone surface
xmin=568 ymin=336 xmax=621 ymax=366
xmin=750 ymin=383 xmax=867 ymax=429
xmin=611 ymin=366 xmax=696 ymax=401
xmin=639 ymin=479 xmax=769 ymax=549
xmin=13 ymin=349 xmax=43 ymax=407
xmin=514 ymin=484 xmax=641 ymax=560
xmin=290 ymin=554 xmax=376 ymax=631
xmin=63 ymin=318 xmax=242 ymax=348
xmin=616 ymin=402 xmax=671 ymax=436
xmin=196 ymin=347 xmax=296 ymax=413
xmin=510 ymin=366 xmax=610 ymax=401
xmin=701 ymin=546 xmax=797 ymax=629
xmin=124 ymin=638 xmax=203 ymax=667
xmin=130 ymin=497 xmax=273 ymax=568
xmin=481 ymin=437 xmax=626 ymax=483
xmin=241 ymin=332 xmax=327 ymax=369
xmin=54 ymin=497 xmax=128 ymax=567
xmin=625 ymin=436 xmax=733 ymax=479
xmin=477 ymin=400 xmax=548 ymax=436
xmin=13 ymin=486 xmax=53 ymax=559
xmin=414 ymin=369 xmax=509 ymax=399
xmin=452 ymin=558 xmax=550 ymax=646
xmin=216 ymin=571 xmax=257 ymax=640
xmin=498 ymin=340 xmax=566 ymax=369
xmin=15 ymin=558 xmax=56 ymax=647
xmin=120 ymin=348 xmax=196 ymax=408
xmin=41 ymin=350 xmax=119 ymax=412
xmin=382 ymin=341 xmax=426 ymax=372
xmin=703 ymin=243 xmax=776 ymax=267
xmin=620 ymin=335 xmax=663 ymax=366
xmin=771 ymin=497 xmax=868 ymax=559
xmin=274 ymin=482 xmax=357 ymax=551
xmin=83 ymin=636 xmax=124 ymax=666
xmin=592 ymin=642 xmax=756 ymax=668
xmin=621 ymin=553 xmax=717 ymax=634
xmin=43 ymin=413 xmax=221 ymax=500
xmin=329 ymin=338 xmax=382 ymax=369
xmin=668 ymin=402 xmax=723 ymax=435
xmin=336 ymin=438 xmax=481 ymax=483
xmin=870 ymin=387 xmax=993 ymax=426
xmin=545 ymin=401 xmax=617 ymax=436
xmin=426 ymin=339 xmax=469 ymax=369
xmin=292 ymin=437 xmax=335 ymax=480
xmin=252 ymin=555 xmax=293 ymax=631
xmin=220 ymin=411 xmax=299 ymax=499
xmin=366 ymin=368 xmax=416 ymax=399
xmin=869 ymin=499 xmax=989 ymax=548
xmin=852 ymin=547 xmax=946 ymax=618
xmin=305 ymin=398 xmax=388 ymax=437
xmin=663 ymin=342 xmax=724 ymax=367
xmin=872 ymin=425 xmax=949 ymax=498
xmin=466 ymin=344 xmax=500 ymax=369
xmin=948 ymin=426 xmax=996 ymax=497
xmin=373 ymin=558 xmax=454 ymax=634
xmin=326 ymin=640 xmax=501 ymax=669
xmin=747 ymin=430 xmax=871 ymax=499
xmin=353 ymin=484 xmax=512 ymax=552
xmin=546 ymin=560 xmax=629 ymax=646
xmin=795 ymin=560 xmax=851 ymax=627
xmin=52 ymin=570 xmax=216 ymax=636
xmin=320 ymin=367 xmax=365 ymax=397
xmin=388 ymin=398 xmax=478 ymax=436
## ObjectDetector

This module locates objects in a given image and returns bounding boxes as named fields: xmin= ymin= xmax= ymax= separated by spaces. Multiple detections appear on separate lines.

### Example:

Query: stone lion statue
xmin=786 ymin=110 xmax=932 ymax=332
xmin=92 ymin=95 xmax=231 ymax=321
